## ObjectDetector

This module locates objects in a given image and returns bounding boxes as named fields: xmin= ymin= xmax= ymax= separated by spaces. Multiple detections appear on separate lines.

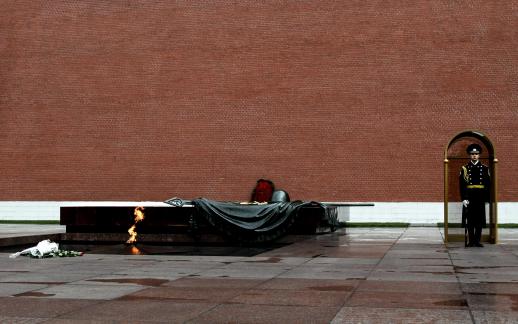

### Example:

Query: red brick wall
xmin=1 ymin=1 xmax=517 ymax=202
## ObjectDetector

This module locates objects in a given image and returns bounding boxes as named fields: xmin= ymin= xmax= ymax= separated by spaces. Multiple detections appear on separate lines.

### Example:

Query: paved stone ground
xmin=1 ymin=225 xmax=518 ymax=323
xmin=0 ymin=224 xmax=65 ymax=239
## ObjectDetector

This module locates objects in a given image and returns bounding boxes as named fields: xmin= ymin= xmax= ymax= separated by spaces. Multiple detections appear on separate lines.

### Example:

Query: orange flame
xmin=129 ymin=245 xmax=143 ymax=255
xmin=126 ymin=206 xmax=145 ymax=244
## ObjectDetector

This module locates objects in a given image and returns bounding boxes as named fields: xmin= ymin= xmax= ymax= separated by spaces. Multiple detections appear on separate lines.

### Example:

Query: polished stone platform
xmin=59 ymin=204 xmax=338 ymax=243
xmin=1 ymin=225 xmax=518 ymax=323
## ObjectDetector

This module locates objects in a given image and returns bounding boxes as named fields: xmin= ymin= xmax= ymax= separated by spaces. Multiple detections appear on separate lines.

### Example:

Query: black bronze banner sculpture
xmin=189 ymin=198 xmax=333 ymax=243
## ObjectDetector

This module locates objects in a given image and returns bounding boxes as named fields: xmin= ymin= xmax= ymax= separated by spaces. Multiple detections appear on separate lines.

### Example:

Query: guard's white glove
xmin=462 ymin=200 xmax=469 ymax=207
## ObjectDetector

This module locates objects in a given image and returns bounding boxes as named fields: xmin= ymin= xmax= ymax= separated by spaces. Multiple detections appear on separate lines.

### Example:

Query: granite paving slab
xmin=18 ymin=283 xmax=146 ymax=300
xmin=345 ymin=291 xmax=469 ymax=310
xmin=53 ymin=299 xmax=217 ymax=323
xmin=229 ymin=288 xmax=351 ymax=307
xmin=357 ymin=280 xmax=463 ymax=295
xmin=72 ymin=274 xmax=181 ymax=286
xmin=218 ymin=261 xmax=294 ymax=271
xmin=279 ymin=266 xmax=370 ymax=280
xmin=382 ymin=250 xmax=450 ymax=258
xmin=195 ymin=266 xmax=289 ymax=279
xmin=0 ymin=315 xmax=47 ymax=324
xmin=331 ymin=306 xmax=472 ymax=323
xmin=0 ymin=297 xmax=99 ymax=318
xmin=456 ymin=273 xmax=518 ymax=283
xmin=0 ymin=225 xmax=65 ymax=238
xmin=471 ymin=310 xmax=518 ymax=323
xmin=0 ymin=271 xmax=105 ymax=283
xmin=254 ymin=278 xmax=359 ymax=291
xmin=461 ymin=282 xmax=518 ymax=294
xmin=164 ymin=277 xmax=265 ymax=288
xmin=256 ymin=245 xmax=332 ymax=258
xmin=111 ymin=267 xmax=207 ymax=279
xmin=317 ymin=245 xmax=393 ymax=258
xmin=374 ymin=264 xmax=455 ymax=273
xmin=307 ymin=256 xmax=380 ymax=265
xmin=153 ymin=255 xmax=247 ymax=263
xmin=367 ymin=269 xmax=459 ymax=282
xmin=466 ymin=292 xmax=518 ymax=311
xmin=82 ymin=277 xmax=170 ymax=287
xmin=188 ymin=304 xmax=341 ymax=324
xmin=0 ymin=283 xmax=51 ymax=297
xmin=123 ymin=286 xmax=247 ymax=303
xmin=237 ymin=256 xmax=310 ymax=265
xmin=376 ymin=257 xmax=453 ymax=266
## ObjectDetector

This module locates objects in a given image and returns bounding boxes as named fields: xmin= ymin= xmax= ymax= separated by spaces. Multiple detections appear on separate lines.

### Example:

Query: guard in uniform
xmin=459 ymin=144 xmax=490 ymax=247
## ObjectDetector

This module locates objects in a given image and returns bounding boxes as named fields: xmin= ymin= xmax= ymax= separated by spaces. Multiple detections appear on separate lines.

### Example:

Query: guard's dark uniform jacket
xmin=459 ymin=161 xmax=490 ymax=229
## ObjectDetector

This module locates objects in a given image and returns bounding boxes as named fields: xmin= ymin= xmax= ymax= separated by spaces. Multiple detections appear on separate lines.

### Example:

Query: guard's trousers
xmin=466 ymin=199 xmax=485 ymax=245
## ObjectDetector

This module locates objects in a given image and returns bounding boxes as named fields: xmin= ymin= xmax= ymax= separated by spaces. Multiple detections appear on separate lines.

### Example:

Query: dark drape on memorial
xmin=192 ymin=198 xmax=330 ymax=243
